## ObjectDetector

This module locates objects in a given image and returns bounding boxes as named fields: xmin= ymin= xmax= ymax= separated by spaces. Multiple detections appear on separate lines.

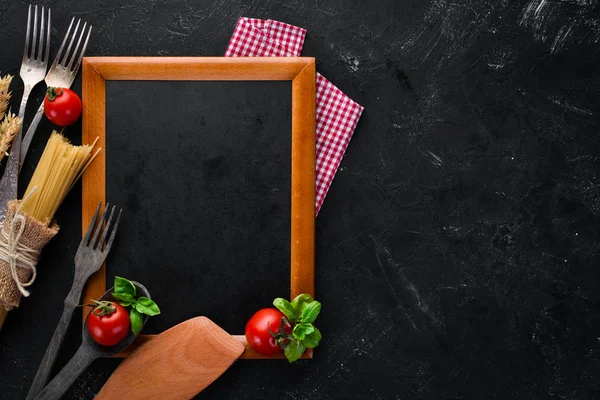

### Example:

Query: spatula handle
xmin=34 ymin=343 xmax=98 ymax=400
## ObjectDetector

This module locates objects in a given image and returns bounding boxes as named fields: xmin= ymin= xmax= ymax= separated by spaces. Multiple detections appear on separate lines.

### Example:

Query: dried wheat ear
xmin=0 ymin=74 xmax=22 ymax=161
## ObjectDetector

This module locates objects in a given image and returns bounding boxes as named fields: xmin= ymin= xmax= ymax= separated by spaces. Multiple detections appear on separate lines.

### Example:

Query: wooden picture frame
xmin=81 ymin=57 xmax=316 ymax=359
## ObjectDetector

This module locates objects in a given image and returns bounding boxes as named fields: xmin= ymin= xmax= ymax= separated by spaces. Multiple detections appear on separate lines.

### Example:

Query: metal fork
xmin=20 ymin=18 xmax=92 ymax=172
xmin=0 ymin=5 xmax=51 ymax=225
xmin=26 ymin=202 xmax=122 ymax=400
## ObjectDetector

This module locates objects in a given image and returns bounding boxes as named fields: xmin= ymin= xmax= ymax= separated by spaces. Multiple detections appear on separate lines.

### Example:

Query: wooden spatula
xmin=95 ymin=317 xmax=245 ymax=400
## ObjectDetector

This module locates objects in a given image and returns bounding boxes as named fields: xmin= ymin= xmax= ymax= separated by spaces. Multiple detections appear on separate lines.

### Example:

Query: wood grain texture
xmin=81 ymin=59 xmax=107 ymax=325
xmin=115 ymin=334 xmax=312 ymax=360
xmin=291 ymin=61 xmax=316 ymax=300
xmin=95 ymin=317 xmax=245 ymax=400
xmin=82 ymin=57 xmax=316 ymax=360
xmin=85 ymin=57 xmax=314 ymax=81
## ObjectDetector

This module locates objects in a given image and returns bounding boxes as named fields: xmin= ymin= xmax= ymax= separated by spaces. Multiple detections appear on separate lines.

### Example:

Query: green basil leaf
xmin=284 ymin=338 xmax=306 ymax=363
xmin=111 ymin=292 xmax=133 ymax=303
xmin=292 ymin=324 xmax=306 ymax=340
xmin=115 ymin=276 xmax=136 ymax=297
xmin=302 ymin=323 xmax=314 ymax=336
xmin=300 ymin=301 xmax=321 ymax=324
xmin=273 ymin=298 xmax=297 ymax=322
xmin=302 ymin=326 xmax=322 ymax=348
xmin=135 ymin=297 xmax=161 ymax=316
xmin=292 ymin=322 xmax=315 ymax=340
xmin=130 ymin=308 xmax=144 ymax=336
xmin=291 ymin=294 xmax=313 ymax=316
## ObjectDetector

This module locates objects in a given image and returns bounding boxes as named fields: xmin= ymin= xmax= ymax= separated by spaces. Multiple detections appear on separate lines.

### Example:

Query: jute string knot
xmin=0 ymin=189 xmax=40 ymax=297
xmin=0 ymin=197 xmax=58 ymax=310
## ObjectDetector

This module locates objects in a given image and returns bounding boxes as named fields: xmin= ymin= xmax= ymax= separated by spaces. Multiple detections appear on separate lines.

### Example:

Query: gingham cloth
xmin=225 ymin=17 xmax=364 ymax=215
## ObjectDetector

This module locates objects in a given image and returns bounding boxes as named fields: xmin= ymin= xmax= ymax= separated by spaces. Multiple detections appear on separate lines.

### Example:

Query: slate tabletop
xmin=1 ymin=0 xmax=600 ymax=399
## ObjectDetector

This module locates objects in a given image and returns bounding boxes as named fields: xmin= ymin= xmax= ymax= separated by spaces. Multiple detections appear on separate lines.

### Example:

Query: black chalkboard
xmin=104 ymin=81 xmax=292 ymax=334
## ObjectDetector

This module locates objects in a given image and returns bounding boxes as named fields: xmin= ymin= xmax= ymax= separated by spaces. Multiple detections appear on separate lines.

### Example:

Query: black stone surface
xmin=1 ymin=0 xmax=600 ymax=399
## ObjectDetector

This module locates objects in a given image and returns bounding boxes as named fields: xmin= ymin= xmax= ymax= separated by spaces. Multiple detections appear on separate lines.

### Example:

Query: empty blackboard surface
xmin=105 ymin=81 xmax=291 ymax=334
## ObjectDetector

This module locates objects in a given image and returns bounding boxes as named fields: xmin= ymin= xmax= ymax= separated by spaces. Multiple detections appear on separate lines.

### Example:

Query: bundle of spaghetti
xmin=0 ymin=74 xmax=21 ymax=162
xmin=0 ymin=131 xmax=100 ymax=323
xmin=21 ymin=131 xmax=100 ymax=225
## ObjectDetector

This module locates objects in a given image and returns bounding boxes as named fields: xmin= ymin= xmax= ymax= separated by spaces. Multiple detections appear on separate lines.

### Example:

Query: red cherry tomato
xmin=87 ymin=301 xmax=130 ymax=346
xmin=245 ymin=308 xmax=292 ymax=355
xmin=43 ymin=87 xmax=82 ymax=126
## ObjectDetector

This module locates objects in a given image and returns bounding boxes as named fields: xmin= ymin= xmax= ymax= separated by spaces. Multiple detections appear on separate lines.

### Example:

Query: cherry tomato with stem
xmin=43 ymin=87 xmax=82 ymax=126
xmin=245 ymin=308 xmax=292 ymax=355
xmin=87 ymin=300 xmax=130 ymax=346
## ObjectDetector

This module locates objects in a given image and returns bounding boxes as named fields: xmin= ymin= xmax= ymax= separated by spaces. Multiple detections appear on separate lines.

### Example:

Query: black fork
xmin=26 ymin=202 xmax=122 ymax=399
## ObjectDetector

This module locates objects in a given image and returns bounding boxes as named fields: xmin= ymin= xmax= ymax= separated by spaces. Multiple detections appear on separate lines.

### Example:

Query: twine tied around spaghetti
xmin=0 ymin=189 xmax=40 ymax=297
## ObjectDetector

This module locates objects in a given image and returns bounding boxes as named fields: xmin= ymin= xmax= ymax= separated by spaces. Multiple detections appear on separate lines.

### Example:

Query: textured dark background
xmin=1 ymin=0 xmax=600 ymax=399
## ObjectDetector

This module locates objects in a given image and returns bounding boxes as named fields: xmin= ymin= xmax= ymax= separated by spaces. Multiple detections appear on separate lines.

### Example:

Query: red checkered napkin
xmin=226 ymin=17 xmax=364 ymax=215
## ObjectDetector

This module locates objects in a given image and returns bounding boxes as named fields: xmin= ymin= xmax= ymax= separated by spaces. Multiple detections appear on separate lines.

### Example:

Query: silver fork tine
xmin=104 ymin=209 xmax=123 ymax=252
xmin=66 ymin=22 xmax=87 ymax=71
xmin=97 ymin=205 xmax=116 ymax=250
xmin=31 ymin=6 xmax=38 ymax=59
xmin=61 ymin=19 xmax=80 ymax=66
xmin=49 ymin=18 xmax=74 ymax=70
xmin=81 ymin=202 xmax=102 ymax=246
xmin=44 ymin=9 xmax=51 ymax=62
xmin=72 ymin=26 xmax=92 ymax=73
xmin=23 ymin=5 xmax=31 ymax=60
xmin=36 ymin=7 xmax=45 ymax=60
xmin=90 ymin=203 xmax=111 ymax=248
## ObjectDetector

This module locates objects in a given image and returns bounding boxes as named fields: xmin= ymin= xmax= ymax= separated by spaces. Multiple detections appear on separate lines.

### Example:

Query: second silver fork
xmin=20 ymin=18 xmax=92 ymax=169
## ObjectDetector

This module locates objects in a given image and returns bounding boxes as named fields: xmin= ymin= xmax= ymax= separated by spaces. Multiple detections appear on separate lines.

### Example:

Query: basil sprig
xmin=112 ymin=276 xmax=160 ymax=335
xmin=273 ymin=294 xmax=322 ymax=363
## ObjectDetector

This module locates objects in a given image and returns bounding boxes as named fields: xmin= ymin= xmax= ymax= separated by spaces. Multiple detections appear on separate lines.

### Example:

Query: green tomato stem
xmin=91 ymin=300 xmax=116 ymax=317
xmin=45 ymin=87 xmax=63 ymax=101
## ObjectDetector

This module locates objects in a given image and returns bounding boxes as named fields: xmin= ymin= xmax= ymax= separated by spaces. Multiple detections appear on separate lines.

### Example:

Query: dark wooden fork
xmin=26 ymin=202 xmax=122 ymax=400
